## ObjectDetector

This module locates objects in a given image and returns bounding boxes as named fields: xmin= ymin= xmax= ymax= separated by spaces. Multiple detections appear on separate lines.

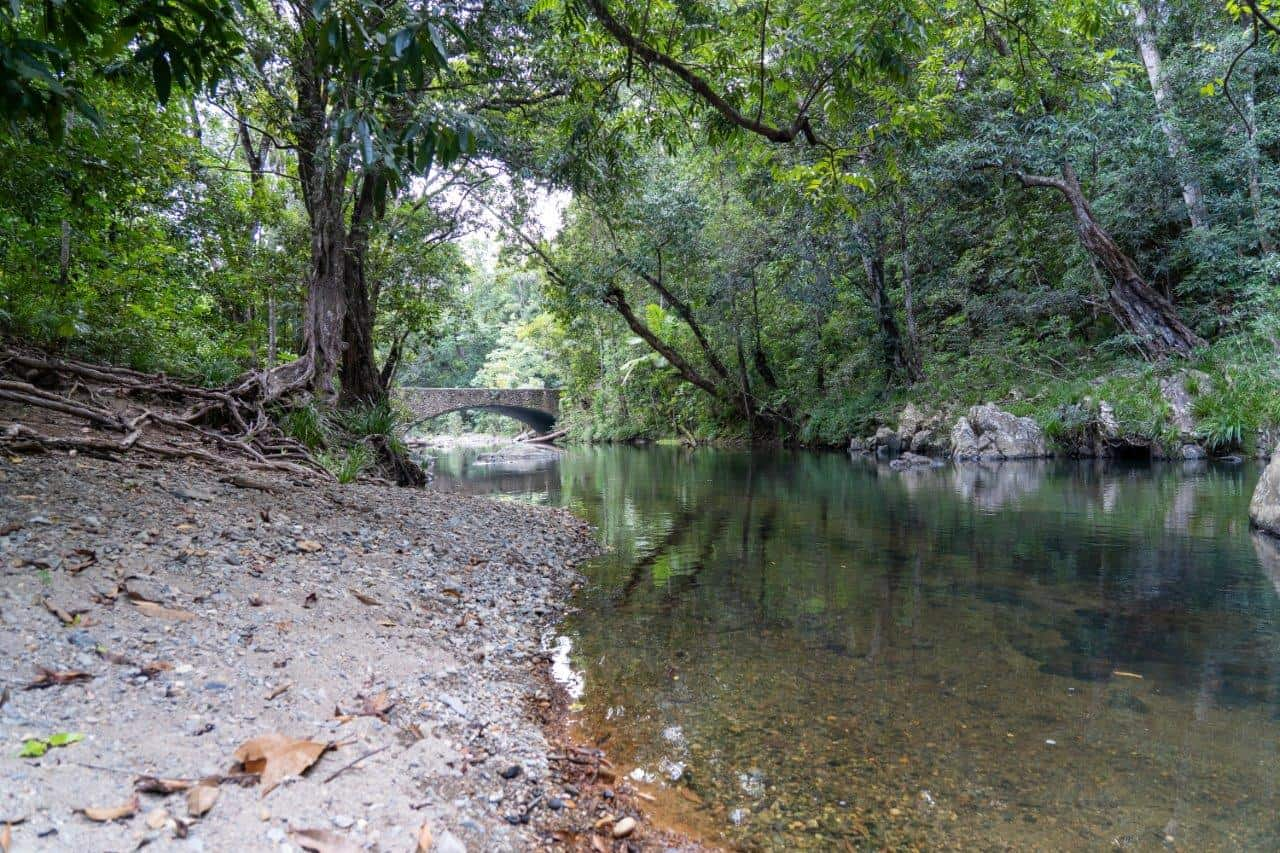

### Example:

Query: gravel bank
xmin=0 ymin=449 xmax=602 ymax=851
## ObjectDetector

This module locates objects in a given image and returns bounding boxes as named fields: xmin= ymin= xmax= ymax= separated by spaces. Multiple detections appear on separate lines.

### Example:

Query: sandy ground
xmin=0 ymin=447 xmax=614 ymax=852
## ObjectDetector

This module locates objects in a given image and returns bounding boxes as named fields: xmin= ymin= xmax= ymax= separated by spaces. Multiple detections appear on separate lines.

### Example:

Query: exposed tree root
xmin=0 ymin=344 xmax=331 ymax=479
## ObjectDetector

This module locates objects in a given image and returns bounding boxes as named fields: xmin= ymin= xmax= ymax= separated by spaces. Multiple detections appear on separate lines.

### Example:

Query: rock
xmin=1159 ymin=372 xmax=1205 ymax=438
xmin=332 ymin=815 xmax=354 ymax=829
xmin=909 ymin=428 xmax=943 ymax=456
xmin=847 ymin=437 xmax=869 ymax=454
xmin=872 ymin=427 xmax=901 ymax=457
xmin=897 ymin=403 xmax=927 ymax=438
xmin=951 ymin=404 xmax=1047 ymax=461
xmin=1250 ymin=449 xmax=1280 ymax=536
xmin=434 ymin=830 xmax=467 ymax=853
xmin=1180 ymin=444 xmax=1206 ymax=460
xmin=612 ymin=817 xmax=637 ymax=838
xmin=889 ymin=452 xmax=935 ymax=470
xmin=499 ymin=764 xmax=521 ymax=779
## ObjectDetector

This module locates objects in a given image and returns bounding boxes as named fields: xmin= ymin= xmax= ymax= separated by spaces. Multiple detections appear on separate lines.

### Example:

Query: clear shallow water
xmin=427 ymin=445 xmax=1280 ymax=850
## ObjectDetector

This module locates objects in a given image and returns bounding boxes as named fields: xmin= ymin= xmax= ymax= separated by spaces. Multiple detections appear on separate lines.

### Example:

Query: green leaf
xmin=47 ymin=732 xmax=84 ymax=747
xmin=19 ymin=739 xmax=49 ymax=757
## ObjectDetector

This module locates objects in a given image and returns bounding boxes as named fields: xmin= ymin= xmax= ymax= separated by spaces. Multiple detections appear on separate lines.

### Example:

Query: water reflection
xmin=427 ymin=446 xmax=1280 ymax=849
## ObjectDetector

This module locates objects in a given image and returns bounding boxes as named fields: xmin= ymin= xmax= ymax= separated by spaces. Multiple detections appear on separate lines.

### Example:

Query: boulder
xmin=873 ymin=426 xmax=901 ymax=457
xmin=848 ymin=436 xmax=870 ymax=454
xmin=1180 ymin=443 xmax=1206 ymax=461
xmin=1252 ymin=449 xmax=1280 ymax=536
xmin=951 ymin=404 xmax=1048 ymax=461
xmin=909 ymin=428 xmax=944 ymax=456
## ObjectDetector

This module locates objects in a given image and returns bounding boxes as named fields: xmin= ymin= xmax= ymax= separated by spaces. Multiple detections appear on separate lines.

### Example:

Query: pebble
xmin=500 ymin=764 xmax=521 ymax=779
xmin=612 ymin=816 xmax=636 ymax=838
xmin=332 ymin=815 xmax=354 ymax=829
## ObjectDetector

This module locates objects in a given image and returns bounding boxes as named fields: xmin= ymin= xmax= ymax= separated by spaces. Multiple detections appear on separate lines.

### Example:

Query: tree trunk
xmin=59 ymin=219 xmax=70 ymax=289
xmin=1133 ymin=2 xmax=1208 ymax=230
xmin=266 ymin=292 xmax=278 ymax=367
xmin=339 ymin=172 xmax=386 ymax=407
xmin=897 ymin=200 xmax=924 ymax=379
xmin=855 ymin=226 xmax=923 ymax=383
xmin=1015 ymin=163 xmax=1205 ymax=359
xmin=1244 ymin=86 xmax=1275 ymax=254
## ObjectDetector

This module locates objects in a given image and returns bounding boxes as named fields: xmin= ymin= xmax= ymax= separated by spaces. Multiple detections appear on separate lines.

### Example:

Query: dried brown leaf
xmin=96 ymin=648 xmax=133 ymax=666
xmin=265 ymin=683 xmax=291 ymax=701
xmin=348 ymin=588 xmax=380 ymax=606
xmin=134 ymin=776 xmax=194 ymax=794
xmin=415 ymin=822 xmax=433 ymax=852
xmin=186 ymin=783 xmax=219 ymax=817
xmin=144 ymin=807 xmax=169 ymax=830
xmin=0 ymin=822 xmax=9 ymax=853
xmin=296 ymin=539 xmax=323 ymax=553
xmin=232 ymin=734 xmax=331 ymax=795
xmin=79 ymin=793 xmax=139 ymax=822
xmin=42 ymin=599 xmax=76 ymax=625
xmin=140 ymin=661 xmax=173 ymax=677
xmin=25 ymin=666 xmax=94 ymax=689
xmin=132 ymin=600 xmax=196 ymax=621
xmin=289 ymin=828 xmax=362 ymax=853
xmin=359 ymin=690 xmax=394 ymax=719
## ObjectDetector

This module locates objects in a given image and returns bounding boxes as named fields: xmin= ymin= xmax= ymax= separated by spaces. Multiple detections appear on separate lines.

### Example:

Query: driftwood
xmin=0 ymin=345 xmax=330 ymax=478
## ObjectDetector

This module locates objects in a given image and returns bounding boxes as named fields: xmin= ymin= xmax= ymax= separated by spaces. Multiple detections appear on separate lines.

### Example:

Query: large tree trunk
xmin=854 ymin=225 xmax=923 ymax=383
xmin=339 ymin=172 xmax=386 ymax=407
xmin=1015 ymin=163 xmax=1205 ymax=359
xmin=1133 ymin=2 xmax=1208 ymax=230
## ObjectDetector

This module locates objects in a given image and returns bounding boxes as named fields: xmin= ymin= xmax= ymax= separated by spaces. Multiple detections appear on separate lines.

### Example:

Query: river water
xmin=426 ymin=444 xmax=1280 ymax=850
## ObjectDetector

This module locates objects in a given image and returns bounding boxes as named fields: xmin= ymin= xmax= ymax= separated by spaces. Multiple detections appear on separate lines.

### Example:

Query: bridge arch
xmin=397 ymin=387 xmax=561 ymax=434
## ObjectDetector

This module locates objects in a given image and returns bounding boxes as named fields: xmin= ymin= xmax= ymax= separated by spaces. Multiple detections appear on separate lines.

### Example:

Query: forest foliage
xmin=2 ymin=0 xmax=1279 ymax=453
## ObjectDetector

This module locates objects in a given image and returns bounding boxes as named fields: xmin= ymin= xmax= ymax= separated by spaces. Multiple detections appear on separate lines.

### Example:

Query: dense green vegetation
xmin=2 ymin=0 xmax=1279 ymax=454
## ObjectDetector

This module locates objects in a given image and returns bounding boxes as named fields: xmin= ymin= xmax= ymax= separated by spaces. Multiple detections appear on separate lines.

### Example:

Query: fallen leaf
xmin=0 ymin=822 xmax=9 ymax=853
xmin=349 ymin=588 xmax=380 ymax=606
xmin=186 ymin=783 xmax=219 ymax=817
xmin=296 ymin=539 xmax=323 ymax=553
xmin=95 ymin=647 xmax=133 ymax=666
xmin=140 ymin=661 xmax=173 ymax=677
xmin=290 ymin=828 xmax=362 ymax=853
xmin=42 ymin=598 xmax=77 ymax=625
xmin=359 ymin=690 xmax=395 ymax=719
xmin=0 ymin=520 xmax=22 ymax=536
xmin=144 ymin=807 xmax=169 ymax=830
xmin=440 ymin=588 xmax=462 ymax=599
xmin=132 ymin=600 xmax=196 ymax=621
xmin=415 ymin=822 xmax=433 ymax=852
xmin=265 ymin=683 xmax=291 ymax=701
xmin=25 ymin=667 xmax=94 ymax=689
xmin=233 ymin=734 xmax=331 ymax=795
xmin=134 ymin=776 xmax=195 ymax=794
xmin=80 ymin=794 xmax=139 ymax=822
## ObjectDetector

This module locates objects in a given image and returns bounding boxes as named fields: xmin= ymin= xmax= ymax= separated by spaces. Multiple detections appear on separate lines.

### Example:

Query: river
xmin=426 ymin=444 xmax=1280 ymax=850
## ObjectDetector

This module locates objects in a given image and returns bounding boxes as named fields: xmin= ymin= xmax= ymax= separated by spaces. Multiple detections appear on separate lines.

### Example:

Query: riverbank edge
xmin=0 ymin=433 xmax=620 ymax=851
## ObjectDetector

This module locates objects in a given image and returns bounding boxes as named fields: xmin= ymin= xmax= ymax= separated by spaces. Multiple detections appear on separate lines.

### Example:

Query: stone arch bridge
xmin=397 ymin=387 xmax=560 ymax=434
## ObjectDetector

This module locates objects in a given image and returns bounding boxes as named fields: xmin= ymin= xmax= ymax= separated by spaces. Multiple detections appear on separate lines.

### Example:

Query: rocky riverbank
xmin=0 ymin=446 xmax=663 ymax=851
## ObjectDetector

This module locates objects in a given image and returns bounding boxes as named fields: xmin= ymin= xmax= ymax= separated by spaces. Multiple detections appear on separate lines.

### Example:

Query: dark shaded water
xmin=428 ymin=445 xmax=1280 ymax=850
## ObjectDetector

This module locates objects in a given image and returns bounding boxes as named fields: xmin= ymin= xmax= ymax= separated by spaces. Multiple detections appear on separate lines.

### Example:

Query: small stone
xmin=499 ymin=764 xmax=521 ymax=779
xmin=266 ymin=827 xmax=285 ymax=843
xmin=145 ymin=807 xmax=169 ymax=830
xmin=434 ymin=830 xmax=467 ymax=853
xmin=332 ymin=814 xmax=354 ymax=829
xmin=612 ymin=817 xmax=636 ymax=838
xmin=547 ymin=797 xmax=564 ymax=811
xmin=203 ymin=681 xmax=229 ymax=692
